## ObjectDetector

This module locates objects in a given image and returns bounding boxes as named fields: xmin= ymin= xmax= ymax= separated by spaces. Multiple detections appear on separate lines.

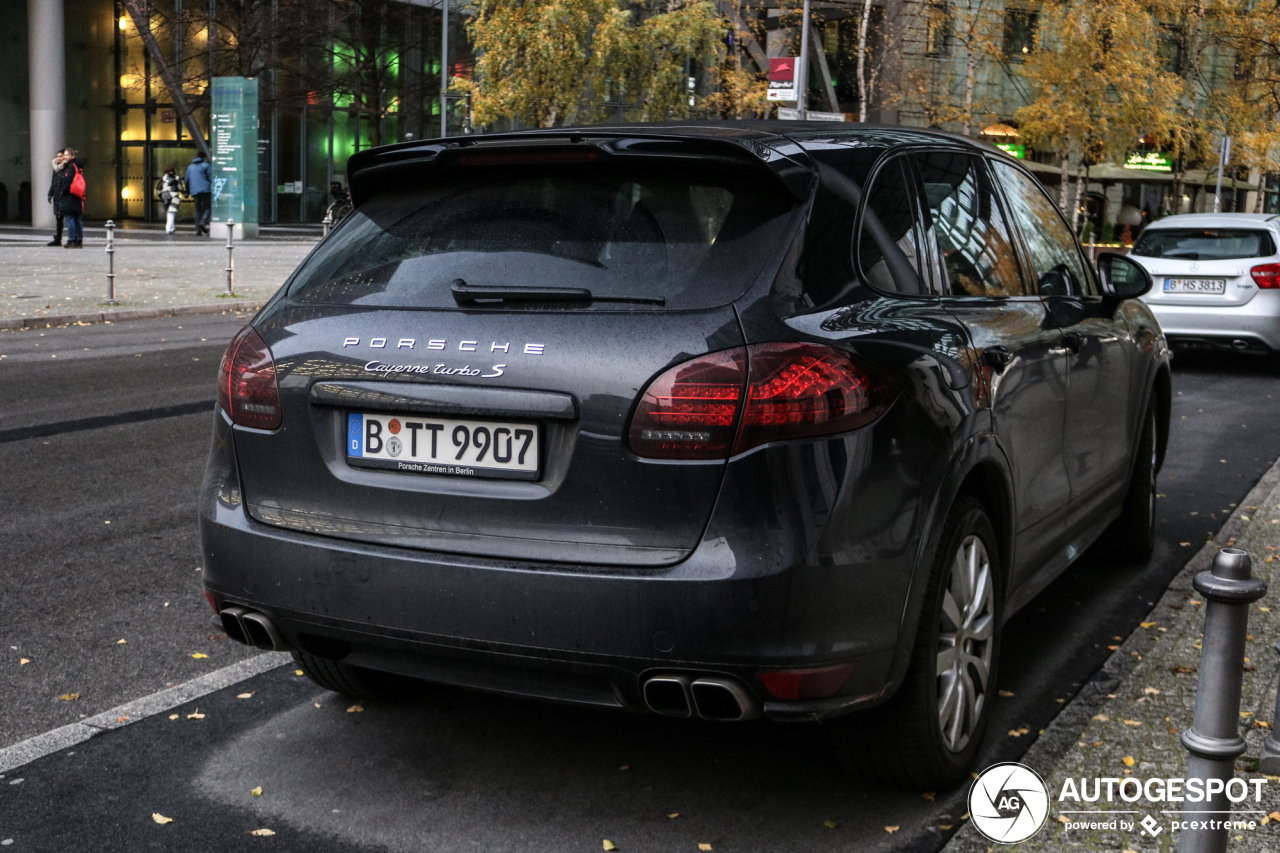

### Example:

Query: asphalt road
xmin=1 ymin=317 xmax=1278 ymax=852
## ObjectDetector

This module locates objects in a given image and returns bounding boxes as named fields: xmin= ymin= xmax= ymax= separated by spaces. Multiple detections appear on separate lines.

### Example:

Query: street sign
xmin=777 ymin=107 xmax=847 ymax=122
xmin=767 ymin=57 xmax=797 ymax=102
xmin=210 ymin=77 xmax=260 ymax=238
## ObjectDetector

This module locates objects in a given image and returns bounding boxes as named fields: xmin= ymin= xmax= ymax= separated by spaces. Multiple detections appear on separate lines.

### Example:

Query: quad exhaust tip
xmin=642 ymin=674 xmax=761 ymax=721
xmin=219 ymin=606 xmax=292 ymax=652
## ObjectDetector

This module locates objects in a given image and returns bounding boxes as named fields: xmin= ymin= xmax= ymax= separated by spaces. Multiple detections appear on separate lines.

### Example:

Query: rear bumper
xmin=1144 ymin=291 xmax=1280 ymax=350
xmin=198 ymin=411 xmax=924 ymax=720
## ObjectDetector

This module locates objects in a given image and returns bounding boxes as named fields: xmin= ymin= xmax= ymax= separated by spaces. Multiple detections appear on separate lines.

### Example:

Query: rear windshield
xmin=1131 ymin=228 xmax=1276 ymax=261
xmin=287 ymin=162 xmax=797 ymax=311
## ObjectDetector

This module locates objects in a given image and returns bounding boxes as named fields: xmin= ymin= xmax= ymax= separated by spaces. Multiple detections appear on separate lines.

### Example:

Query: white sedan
xmin=1130 ymin=213 xmax=1280 ymax=354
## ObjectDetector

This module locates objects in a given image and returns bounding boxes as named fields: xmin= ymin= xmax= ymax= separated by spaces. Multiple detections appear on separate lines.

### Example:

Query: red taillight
xmin=217 ymin=326 xmax=282 ymax=430
xmin=734 ymin=343 xmax=875 ymax=453
xmin=203 ymin=589 xmax=218 ymax=614
xmin=1251 ymin=263 xmax=1280 ymax=289
xmin=627 ymin=348 xmax=747 ymax=459
xmin=628 ymin=343 xmax=891 ymax=460
xmin=758 ymin=663 xmax=856 ymax=700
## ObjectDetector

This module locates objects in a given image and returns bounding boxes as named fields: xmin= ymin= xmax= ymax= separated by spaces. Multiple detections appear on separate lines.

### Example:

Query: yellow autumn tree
xmin=458 ymin=0 xmax=733 ymax=127
xmin=1015 ymin=0 xmax=1183 ymax=218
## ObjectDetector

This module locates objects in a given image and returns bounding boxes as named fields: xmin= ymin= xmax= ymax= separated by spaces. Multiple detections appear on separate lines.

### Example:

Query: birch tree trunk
xmin=961 ymin=50 xmax=975 ymax=136
xmin=1071 ymin=162 xmax=1085 ymax=233
xmin=1059 ymin=154 xmax=1070 ymax=214
xmin=857 ymin=0 xmax=873 ymax=122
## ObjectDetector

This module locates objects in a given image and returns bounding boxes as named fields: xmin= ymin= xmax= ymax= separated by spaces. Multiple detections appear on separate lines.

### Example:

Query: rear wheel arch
xmin=954 ymin=461 xmax=1014 ymax=595
xmin=1151 ymin=366 xmax=1171 ymax=471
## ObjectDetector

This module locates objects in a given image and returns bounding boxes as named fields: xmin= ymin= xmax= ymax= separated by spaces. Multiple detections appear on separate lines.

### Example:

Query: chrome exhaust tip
xmin=240 ymin=612 xmax=292 ymax=652
xmin=642 ymin=674 xmax=693 ymax=717
xmin=690 ymin=677 xmax=762 ymax=721
xmin=219 ymin=606 xmax=250 ymax=645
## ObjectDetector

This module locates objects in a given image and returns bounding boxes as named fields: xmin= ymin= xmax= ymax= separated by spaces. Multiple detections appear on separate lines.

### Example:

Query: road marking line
xmin=0 ymin=652 xmax=290 ymax=774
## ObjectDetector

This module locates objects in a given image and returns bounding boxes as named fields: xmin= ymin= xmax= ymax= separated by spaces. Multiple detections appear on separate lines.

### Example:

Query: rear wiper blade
xmin=1163 ymin=250 xmax=1200 ymax=259
xmin=450 ymin=279 xmax=665 ymax=306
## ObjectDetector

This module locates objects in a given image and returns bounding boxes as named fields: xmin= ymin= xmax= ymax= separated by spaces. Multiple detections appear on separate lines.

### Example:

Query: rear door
xmin=235 ymin=150 xmax=801 ymax=566
xmin=912 ymin=150 xmax=1073 ymax=580
xmin=991 ymin=159 xmax=1134 ymax=528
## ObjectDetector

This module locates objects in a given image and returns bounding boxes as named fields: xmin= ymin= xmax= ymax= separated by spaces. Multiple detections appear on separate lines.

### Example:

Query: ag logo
xmin=968 ymin=762 xmax=1050 ymax=844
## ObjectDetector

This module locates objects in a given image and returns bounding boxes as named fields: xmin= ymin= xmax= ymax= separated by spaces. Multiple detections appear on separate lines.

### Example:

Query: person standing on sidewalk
xmin=185 ymin=152 xmax=212 ymax=235
xmin=45 ymin=149 xmax=67 ymax=246
xmin=53 ymin=148 xmax=86 ymax=249
xmin=157 ymin=166 xmax=183 ymax=234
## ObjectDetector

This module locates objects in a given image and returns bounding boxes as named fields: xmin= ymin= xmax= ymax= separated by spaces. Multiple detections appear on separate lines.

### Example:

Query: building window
xmin=925 ymin=4 xmax=951 ymax=58
xmin=1157 ymin=24 xmax=1186 ymax=73
xmin=1003 ymin=10 xmax=1038 ymax=61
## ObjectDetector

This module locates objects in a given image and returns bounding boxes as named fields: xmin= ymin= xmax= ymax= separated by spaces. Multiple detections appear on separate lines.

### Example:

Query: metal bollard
xmin=1179 ymin=548 xmax=1267 ymax=853
xmin=224 ymin=218 xmax=235 ymax=296
xmin=1257 ymin=641 xmax=1280 ymax=773
xmin=104 ymin=220 xmax=117 ymax=305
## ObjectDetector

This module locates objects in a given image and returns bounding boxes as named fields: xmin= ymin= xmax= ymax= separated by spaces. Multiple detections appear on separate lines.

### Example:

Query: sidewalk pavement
xmin=944 ymin=456 xmax=1280 ymax=853
xmin=0 ymin=231 xmax=316 ymax=328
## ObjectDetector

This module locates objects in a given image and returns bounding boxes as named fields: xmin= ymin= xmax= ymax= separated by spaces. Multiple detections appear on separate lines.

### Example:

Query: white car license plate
xmin=346 ymin=412 xmax=540 ymax=480
xmin=1164 ymin=278 xmax=1226 ymax=294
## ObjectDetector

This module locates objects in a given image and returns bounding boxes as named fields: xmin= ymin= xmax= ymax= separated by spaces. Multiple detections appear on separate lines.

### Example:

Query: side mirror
xmin=1097 ymin=252 xmax=1152 ymax=300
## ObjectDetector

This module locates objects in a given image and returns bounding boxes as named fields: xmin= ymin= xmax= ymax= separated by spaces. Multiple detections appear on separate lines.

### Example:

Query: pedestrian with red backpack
xmin=54 ymin=147 xmax=87 ymax=249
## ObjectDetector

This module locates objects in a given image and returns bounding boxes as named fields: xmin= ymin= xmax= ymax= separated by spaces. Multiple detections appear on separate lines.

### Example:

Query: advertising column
xmin=210 ymin=77 xmax=259 ymax=239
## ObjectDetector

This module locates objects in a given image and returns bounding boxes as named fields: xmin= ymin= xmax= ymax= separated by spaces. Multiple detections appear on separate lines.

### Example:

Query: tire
xmin=832 ymin=495 xmax=1002 ymax=790
xmin=1103 ymin=404 xmax=1158 ymax=563
xmin=292 ymin=651 xmax=421 ymax=701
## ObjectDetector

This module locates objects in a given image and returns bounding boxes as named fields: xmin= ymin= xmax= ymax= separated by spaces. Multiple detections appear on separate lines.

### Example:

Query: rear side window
xmin=915 ymin=151 xmax=1024 ymax=297
xmin=858 ymin=157 xmax=929 ymax=295
xmin=1132 ymin=228 xmax=1277 ymax=260
xmin=287 ymin=162 xmax=797 ymax=311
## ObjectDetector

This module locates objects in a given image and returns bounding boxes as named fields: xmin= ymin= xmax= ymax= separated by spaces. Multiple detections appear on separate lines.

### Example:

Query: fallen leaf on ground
xmin=1262 ymin=607 xmax=1273 ymax=612
xmin=294 ymin=669 xmax=304 ymax=676
xmin=248 ymin=828 xmax=276 ymax=836
xmin=922 ymin=792 xmax=936 ymax=801
xmin=939 ymin=824 xmax=953 ymax=829
xmin=885 ymin=826 xmax=900 ymax=834
xmin=998 ymin=690 xmax=1014 ymax=697
xmin=1256 ymin=721 xmax=1274 ymax=730
xmin=824 ymin=819 xmax=838 ymax=828
xmin=1123 ymin=756 xmax=1135 ymax=767
xmin=1140 ymin=622 xmax=1156 ymax=628
xmin=667 ymin=813 xmax=679 ymax=819
xmin=190 ymin=653 xmax=208 ymax=660
xmin=1123 ymin=720 xmax=1143 ymax=726
xmin=251 ymin=786 xmax=263 ymax=797
xmin=1170 ymin=665 xmax=1196 ymax=674
xmin=1093 ymin=714 xmax=1110 ymax=721
xmin=1008 ymin=726 xmax=1030 ymax=737
xmin=314 ymin=703 xmax=322 ymax=708
xmin=237 ymin=693 xmax=254 ymax=699
xmin=1267 ymin=811 xmax=1280 ymax=824
xmin=59 ymin=693 xmax=80 ymax=701
xmin=187 ymin=711 xmax=205 ymax=720
xmin=699 ymin=845 xmax=713 ymax=851
xmin=116 ymin=716 xmax=129 ymax=723
xmin=117 ymin=639 xmax=127 ymax=645
xmin=151 ymin=813 xmax=174 ymax=825
xmin=19 ymin=659 xmax=29 ymax=665
xmin=602 ymin=841 xmax=616 ymax=851
xmin=1241 ymin=711 xmax=1254 ymax=718
xmin=619 ymin=765 xmax=629 ymax=770
xmin=1056 ymin=815 xmax=1071 ymax=824
xmin=168 ymin=714 xmax=179 ymax=720
xmin=1107 ymin=645 xmax=1119 ymax=650
xmin=347 ymin=705 xmax=364 ymax=713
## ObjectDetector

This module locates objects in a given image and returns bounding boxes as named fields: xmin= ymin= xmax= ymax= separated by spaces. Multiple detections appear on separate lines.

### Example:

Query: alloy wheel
xmin=936 ymin=534 xmax=995 ymax=752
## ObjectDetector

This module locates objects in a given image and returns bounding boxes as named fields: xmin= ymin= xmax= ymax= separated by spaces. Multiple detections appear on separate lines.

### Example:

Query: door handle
xmin=1062 ymin=332 xmax=1085 ymax=354
xmin=981 ymin=346 xmax=1014 ymax=372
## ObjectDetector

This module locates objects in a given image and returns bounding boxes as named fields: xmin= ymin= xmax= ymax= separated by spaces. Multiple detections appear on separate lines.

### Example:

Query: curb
xmin=0 ymin=300 xmax=268 ymax=332
xmin=940 ymin=453 xmax=1280 ymax=852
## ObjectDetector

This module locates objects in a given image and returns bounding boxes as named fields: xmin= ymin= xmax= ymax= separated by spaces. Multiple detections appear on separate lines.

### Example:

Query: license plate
xmin=1164 ymin=278 xmax=1226 ymax=294
xmin=346 ymin=412 xmax=540 ymax=480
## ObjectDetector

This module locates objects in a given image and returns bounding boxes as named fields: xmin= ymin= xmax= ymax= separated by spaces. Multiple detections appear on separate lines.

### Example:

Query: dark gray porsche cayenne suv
xmin=201 ymin=123 xmax=1169 ymax=788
